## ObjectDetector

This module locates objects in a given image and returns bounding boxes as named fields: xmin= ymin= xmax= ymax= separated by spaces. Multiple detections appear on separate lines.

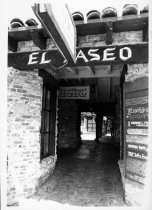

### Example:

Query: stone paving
xmin=33 ymin=140 xmax=126 ymax=207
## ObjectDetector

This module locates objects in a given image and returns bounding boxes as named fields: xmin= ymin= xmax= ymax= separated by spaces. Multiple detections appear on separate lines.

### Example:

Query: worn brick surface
xmin=78 ymin=31 xmax=142 ymax=47
xmin=33 ymin=140 xmax=125 ymax=207
xmin=7 ymin=67 xmax=57 ymax=205
xmin=58 ymin=100 xmax=79 ymax=149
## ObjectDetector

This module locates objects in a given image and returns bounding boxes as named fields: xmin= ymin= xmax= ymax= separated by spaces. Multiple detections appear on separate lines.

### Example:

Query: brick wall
xmin=78 ymin=31 xmax=142 ymax=47
xmin=7 ymin=30 xmax=146 ymax=206
xmin=57 ymin=100 xmax=80 ymax=149
xmin=7 ymin=67 xmax=57 ymax=205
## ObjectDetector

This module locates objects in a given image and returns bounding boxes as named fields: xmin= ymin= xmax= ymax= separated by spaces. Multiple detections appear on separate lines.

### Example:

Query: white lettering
xmin=88 ymin=49 xmax=100 ymax=61
xmin=119 ymin=47 xmax=132 ymax=61
xmin=102 ymin=48 xmax=116 ymax=61
xmin=28 ymin=52 xmax=39 ymax=65
xmin=40 ymin=52 xmax=51 ymax=64
xmin=75 ymin=50 xmax=88 ymax=62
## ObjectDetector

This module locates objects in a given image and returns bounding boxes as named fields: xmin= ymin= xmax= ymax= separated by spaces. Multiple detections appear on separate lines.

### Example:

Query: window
xmin=87 ymin=118 xmax=95 ymax=132
xmin=40 ymin=86 xmax=57 ymax=160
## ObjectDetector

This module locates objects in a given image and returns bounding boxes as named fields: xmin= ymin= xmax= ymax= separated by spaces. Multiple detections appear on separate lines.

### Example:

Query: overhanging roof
xmin=8 ymin=13 xmax=148 ymax=42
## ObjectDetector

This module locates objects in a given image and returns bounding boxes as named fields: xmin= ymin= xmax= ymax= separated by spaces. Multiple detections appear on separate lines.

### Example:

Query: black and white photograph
xmin=1 ymin=0 xmax=152 ymax=209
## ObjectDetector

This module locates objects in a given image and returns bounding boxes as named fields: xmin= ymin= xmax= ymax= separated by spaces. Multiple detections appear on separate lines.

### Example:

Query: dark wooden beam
xmin=30 ymin=30 xmax=46 ymax=49
xmin=142 ymin=20 xmax=148 ymax=42
xmin=8 ymin=43 xmax=148 ymax=70
xmin=104 ymin=22 xmax=113 ymax=45
xmin=8 ymin=37 xmax=18 ymax=52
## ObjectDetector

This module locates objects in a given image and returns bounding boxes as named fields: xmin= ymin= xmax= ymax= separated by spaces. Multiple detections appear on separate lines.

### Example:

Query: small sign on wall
xmin=125 ymin=92 xmax=148 ymax=185
xmin=58 ymin=86 xmax=90 ymax=100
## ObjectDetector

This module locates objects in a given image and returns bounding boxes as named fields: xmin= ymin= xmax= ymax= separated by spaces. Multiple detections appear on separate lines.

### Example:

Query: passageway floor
xmin=32 ymin=140 xmax=126 ymax=207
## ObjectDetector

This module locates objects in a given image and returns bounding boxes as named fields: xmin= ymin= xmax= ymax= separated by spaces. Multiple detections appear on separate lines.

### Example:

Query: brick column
xmin=7 ymin=67 xmax=57 ymax=205
xmin=58 ymin=100 xmax=80 ymax=149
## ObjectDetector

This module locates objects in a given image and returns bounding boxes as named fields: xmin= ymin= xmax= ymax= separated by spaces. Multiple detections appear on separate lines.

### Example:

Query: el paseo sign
xmin=8 ymin=43 xmax=148 ymax=70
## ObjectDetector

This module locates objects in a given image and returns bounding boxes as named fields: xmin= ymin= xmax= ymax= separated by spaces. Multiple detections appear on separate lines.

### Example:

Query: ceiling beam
xmin=60 ymin=68 xmax=120 ymax=79
xmin=65 ymin=67 xmax=79 ymax=75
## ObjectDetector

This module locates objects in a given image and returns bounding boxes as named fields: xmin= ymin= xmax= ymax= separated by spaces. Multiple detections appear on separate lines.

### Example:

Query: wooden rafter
xmin=30 ymin=30 xmax=46 ymax=49
xmin=104 ymin=22 xmax=113 ymax=45
xmin=142 ymin=20 xmax=148 ymax=42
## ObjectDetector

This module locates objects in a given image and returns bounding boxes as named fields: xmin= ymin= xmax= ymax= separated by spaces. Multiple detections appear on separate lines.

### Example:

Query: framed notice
xmin=58 ymin=86 xmax=90 ymax=100
xmin=124 ymin=78 xmax=148 ymax=185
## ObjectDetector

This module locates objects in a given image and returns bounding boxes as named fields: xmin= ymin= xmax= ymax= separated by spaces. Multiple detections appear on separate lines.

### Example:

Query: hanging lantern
xmin=86 ymin=10 xmax=100 ymax=20
xmin=25 ymin=18 xmax=38 ymax=26
xmin=101 ymin=7 xmax=117 ymax=19
xmin=10 ymin=18 xmax=24 ymax=28
xmin=122 ymin=4 xmax=138 ymax=16
xmin=72 ymin=12 xmax=84 ymax=22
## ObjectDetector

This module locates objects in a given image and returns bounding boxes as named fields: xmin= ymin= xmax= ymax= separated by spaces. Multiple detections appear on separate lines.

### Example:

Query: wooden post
xmin=95 ymin=112 xmax=99 ymax=142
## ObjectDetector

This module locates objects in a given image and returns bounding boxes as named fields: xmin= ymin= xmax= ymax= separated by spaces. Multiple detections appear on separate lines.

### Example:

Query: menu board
xmin=125 ymin=93 xmax=148 ymax=184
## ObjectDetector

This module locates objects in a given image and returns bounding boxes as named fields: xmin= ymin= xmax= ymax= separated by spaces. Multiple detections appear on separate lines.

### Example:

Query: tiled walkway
xmin=33 ymin=140 xmax=125 ymax=207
